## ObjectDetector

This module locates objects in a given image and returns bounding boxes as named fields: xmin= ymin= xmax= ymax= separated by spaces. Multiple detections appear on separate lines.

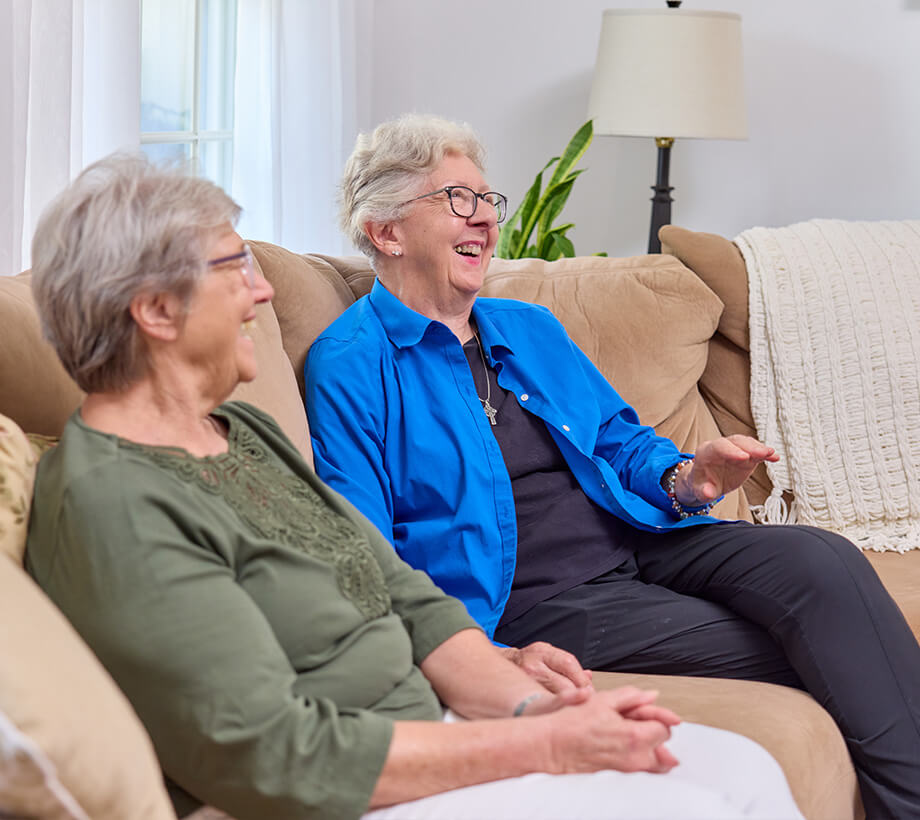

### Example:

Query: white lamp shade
xmin=588 ymin=9 xmax=747 ymax=140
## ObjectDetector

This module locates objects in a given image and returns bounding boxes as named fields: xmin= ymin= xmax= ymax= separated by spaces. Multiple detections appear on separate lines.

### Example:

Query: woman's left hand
xmin=679 ymin=435 xmax=779 ymax=504
xmin=499 ymin=642 xmax=594 ymax=693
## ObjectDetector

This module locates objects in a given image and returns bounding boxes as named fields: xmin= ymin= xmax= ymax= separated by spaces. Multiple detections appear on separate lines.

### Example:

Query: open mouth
xmin=241 ymin=319 xmax=256 ymax=335
xmin=454 ymin=243 xmax=482 ymax=258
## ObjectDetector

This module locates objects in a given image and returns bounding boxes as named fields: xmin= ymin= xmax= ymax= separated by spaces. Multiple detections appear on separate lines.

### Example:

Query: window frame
xmin=139 ymin=0 xmax=236 ymax=187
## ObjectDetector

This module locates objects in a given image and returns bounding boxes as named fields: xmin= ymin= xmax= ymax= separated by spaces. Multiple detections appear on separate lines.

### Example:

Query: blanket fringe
xmin=750 ymin=488 xmax=797 ymax=526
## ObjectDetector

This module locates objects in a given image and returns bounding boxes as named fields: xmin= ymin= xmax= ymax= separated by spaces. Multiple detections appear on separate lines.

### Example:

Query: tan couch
xmin=3 ymin=226 xmax=919 ymax=819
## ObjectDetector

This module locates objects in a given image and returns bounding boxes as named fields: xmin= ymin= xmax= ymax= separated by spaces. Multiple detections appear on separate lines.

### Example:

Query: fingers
xmin=596 ymin=686 xmax=660 ymax=713
xmin=514 ymin=642 xmax=594 ymax=693
xmin=622 ymin=703 xmax=682 ymax=726
xmin=652 ymin=741 xmax=680 ymax=772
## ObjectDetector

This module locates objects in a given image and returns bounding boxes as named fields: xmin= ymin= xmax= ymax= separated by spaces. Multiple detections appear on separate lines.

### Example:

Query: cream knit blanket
xmin=738 ymin=219 xmax=920 ymax=552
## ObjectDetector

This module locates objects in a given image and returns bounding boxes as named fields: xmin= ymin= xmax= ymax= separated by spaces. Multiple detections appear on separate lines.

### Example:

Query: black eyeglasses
xmin=403 ymin=186 xmax=508 ymax=224
xmin=206 ymin=244 xmax=256 ymax=289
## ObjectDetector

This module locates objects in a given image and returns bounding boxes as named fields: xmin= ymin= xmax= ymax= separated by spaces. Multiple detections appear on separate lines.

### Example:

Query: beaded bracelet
xmin=663 ymin=459 xmax=714 ymax=520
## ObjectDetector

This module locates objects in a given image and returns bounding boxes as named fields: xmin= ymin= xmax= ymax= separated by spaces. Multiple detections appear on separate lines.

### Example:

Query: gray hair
xmin=30 ymin=153 xmax=240 ymax=394
xmin=340 ymin=113 xmax=486 ymax=260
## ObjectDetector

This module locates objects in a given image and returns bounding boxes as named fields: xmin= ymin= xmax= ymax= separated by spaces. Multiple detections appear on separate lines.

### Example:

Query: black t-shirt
xmin=462 ymin=337 xmax=632 ymax=625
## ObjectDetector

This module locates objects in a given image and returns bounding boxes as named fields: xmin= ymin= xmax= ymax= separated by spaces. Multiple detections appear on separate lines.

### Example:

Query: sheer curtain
xmin=233 ymin=0 xmax=366 ymax=255
xmin=0 ymin=0 xmax=139 ymax=275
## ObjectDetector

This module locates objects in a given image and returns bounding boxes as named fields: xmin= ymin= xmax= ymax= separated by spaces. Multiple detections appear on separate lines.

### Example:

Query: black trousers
xmin=494 ymin=522 xmax=920 ymax=820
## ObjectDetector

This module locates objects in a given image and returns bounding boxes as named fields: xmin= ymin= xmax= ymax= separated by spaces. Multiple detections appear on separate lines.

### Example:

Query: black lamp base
xmin=648 ymin=137 xmax=674 ymax=254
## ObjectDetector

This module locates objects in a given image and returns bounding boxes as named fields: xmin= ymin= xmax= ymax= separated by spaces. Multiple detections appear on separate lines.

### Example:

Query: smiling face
xmin=174 ymin=223 xmax=274 ymax=402
xmin=379 ymin=152 xmax=500 ymax=323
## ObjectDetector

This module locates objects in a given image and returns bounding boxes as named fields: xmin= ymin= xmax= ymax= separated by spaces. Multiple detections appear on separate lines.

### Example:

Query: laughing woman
xmin=304 ymin=114 xmax=920 ymax=819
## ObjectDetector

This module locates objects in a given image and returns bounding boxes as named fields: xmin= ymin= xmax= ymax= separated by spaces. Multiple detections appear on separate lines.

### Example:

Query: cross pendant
xmin=482 ymin=399 xmax=498 ymax=426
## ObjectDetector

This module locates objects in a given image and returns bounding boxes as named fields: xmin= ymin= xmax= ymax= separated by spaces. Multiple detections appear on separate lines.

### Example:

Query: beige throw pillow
xmin=0 ymin=412 xmax=177 ymax=820
xmin=0 ymin=707 xmax=89 ymax=820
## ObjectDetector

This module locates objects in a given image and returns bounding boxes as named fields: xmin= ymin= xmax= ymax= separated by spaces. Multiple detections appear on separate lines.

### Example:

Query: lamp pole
xmin=648 ymin=0 xmax=680 ymax=254
xmin=648 ymin=136 xmax=674 ymax=254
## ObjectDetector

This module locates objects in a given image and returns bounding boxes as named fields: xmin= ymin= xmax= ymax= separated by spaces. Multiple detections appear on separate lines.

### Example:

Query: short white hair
xmin=340 ymin=113 xmax=486 ymax=260
xmin=30 ymin=153 xmax=240 ymax=393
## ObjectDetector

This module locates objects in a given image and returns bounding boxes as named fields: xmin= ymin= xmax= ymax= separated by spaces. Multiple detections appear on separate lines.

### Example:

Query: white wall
xmin=360 ymin=0 xmax=920 ymax=258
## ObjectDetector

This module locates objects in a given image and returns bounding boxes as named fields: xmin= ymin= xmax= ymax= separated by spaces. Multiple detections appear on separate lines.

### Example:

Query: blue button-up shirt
xmin=305 ymin=280 xmax=721 ymax=638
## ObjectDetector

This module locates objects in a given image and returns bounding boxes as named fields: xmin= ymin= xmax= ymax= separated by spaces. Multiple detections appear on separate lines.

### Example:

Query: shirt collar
xmin=369 ymin=277 xmax=515 ymax=356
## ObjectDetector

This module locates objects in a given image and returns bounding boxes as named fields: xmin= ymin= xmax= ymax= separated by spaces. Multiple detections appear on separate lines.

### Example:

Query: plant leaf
xmin=546 ymin=120 xmax=593 ymax=192
xmin=536 ymin=221 xmax=575 ymax=258
xmin=552 ymin=233 xmax=576 ymax=258
xmin=497 ymin=157 xmax=557 ymax=258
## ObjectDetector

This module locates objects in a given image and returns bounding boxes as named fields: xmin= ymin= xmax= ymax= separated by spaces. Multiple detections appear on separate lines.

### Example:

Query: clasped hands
xmin=675 ymin=434 xmax=779 ymax=508
xmin=500 ymin=642 xmax=679 ymax=774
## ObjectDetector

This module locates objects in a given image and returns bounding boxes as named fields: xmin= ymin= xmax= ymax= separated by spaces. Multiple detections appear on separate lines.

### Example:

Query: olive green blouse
xmin=26 ymin=402 xmax=477 ymax=820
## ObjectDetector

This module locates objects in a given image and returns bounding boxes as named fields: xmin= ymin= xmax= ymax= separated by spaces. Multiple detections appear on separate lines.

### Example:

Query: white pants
xmin=362 ymin=721 xmax=803 ymax=820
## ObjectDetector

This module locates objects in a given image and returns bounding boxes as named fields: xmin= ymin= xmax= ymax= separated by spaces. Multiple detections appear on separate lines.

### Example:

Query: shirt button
xmin=562 ymin=424 xmax=570 ymax=432
xmin=520 ymin=393 xmax=529 ymax=401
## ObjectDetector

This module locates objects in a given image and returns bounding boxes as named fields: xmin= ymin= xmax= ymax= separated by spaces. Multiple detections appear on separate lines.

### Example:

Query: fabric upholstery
xmin=225 ymin=298 xmax=312 ymax=465
xmin=0 ymin=267 xmax=310 ymax=464
xmin=0 ymin=414 xmax=37 ymax=561
xmin=0 ymin=555 xmax=177 ymax=820
xmin=249 ymin=242 xmax=357 ymax=399
xmin=659 ymin=226 xmax=749 ymax=350
xmin=660 ymin=226 xmax=768 ymax=508
xmin=0 ymin=707 xmax=89 ymax=820
xmin=1 ymin=411 xmax=176 ymax=819
xmin=592 ymin=670 xmax=860 ymax=820
xmin=480 ymin=254 xmax=750 ymax=522
xmin=866 ymin=551 xmax=920 ymax=636
xmin=0 ymin=273 xmax=83 ymax=436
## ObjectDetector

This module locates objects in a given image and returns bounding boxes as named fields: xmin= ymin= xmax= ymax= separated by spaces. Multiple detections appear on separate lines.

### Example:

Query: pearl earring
xmin=392 ymin=249 xmax=403 ymax=257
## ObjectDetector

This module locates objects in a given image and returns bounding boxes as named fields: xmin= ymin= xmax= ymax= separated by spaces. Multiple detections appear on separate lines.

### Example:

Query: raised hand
xmin=679 ymin=435 xmax=779 ymax=504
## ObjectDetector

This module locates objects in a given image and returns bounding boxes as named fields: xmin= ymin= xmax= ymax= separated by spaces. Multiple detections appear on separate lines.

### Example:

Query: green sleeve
xmin=28 ymin=463 xmax=391 ymax=820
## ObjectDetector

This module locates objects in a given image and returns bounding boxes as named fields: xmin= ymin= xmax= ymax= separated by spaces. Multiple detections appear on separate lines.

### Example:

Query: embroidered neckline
xmin=118 ymin=410 xmax=391 ymax=620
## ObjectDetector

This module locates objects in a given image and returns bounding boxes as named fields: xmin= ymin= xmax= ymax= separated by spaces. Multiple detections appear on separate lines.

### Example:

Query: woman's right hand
xmin=538 ymin=686 xmax=681 ymax=775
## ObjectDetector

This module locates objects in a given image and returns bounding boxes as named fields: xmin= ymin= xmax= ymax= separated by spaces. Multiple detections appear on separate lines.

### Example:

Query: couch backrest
xmin=0 ymin=265 xmax=312 ymax=465
xmin=249 ymin=243 xmax=751 ymax=522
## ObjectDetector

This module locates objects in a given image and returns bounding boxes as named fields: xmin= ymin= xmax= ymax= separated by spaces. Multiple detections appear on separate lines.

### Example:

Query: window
xmin=140 ymin=0 xmax=237 ymax=190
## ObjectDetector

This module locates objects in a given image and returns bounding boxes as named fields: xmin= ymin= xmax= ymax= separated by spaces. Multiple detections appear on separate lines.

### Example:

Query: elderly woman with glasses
xmin=304 ymin=113 xmax=920 ymax=819
xmin=24 ymin=154 xmax=805 ymax=820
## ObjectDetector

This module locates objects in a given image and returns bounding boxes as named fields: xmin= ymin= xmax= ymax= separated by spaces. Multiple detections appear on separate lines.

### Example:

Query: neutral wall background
xmin=360 ymin=0 xmax=920 ymax=258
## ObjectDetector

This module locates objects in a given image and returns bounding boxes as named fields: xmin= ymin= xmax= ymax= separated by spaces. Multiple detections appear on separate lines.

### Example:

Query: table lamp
xmin=587 ymin=3 xmax=747 ymax=253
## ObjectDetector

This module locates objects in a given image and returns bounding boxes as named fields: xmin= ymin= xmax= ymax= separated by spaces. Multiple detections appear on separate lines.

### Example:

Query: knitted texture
xmin=739 ymin=219 xmax=920 ymax=552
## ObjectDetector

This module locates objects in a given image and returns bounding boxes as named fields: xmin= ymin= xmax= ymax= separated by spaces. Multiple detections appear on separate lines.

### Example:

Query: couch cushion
xmin=660 ymin=227 xmax=767 ymax=508
xmin=226 ymin=296 xmax=313 ymax=466
xmin=1 ymin=412 xmax=176 ymax=818
xmin=0 ymin=415 xmax=37 ymax=562
xmin=249 ymin=242 xmax=358 ymax=399
xmin=481 ymin=254 xmax=751 ymax=522
xmin=0 ymin=273 xmax=84 ymax=436
xmin=0 ymin=707 xmax=89 ymax=819
xmin=659 ymin=225 xmax=749 ymax=351
xmin=1 ymin=555 xmax=177 ymax=820
xmin=865 ymin=551 xmax=920 ymax=636
xmin=592 ymin=670 xmax=860 ymax=820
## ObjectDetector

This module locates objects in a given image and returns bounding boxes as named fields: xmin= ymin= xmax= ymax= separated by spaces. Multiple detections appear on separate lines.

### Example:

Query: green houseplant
xmin=495 ymin=119 xmax=605 ymax=260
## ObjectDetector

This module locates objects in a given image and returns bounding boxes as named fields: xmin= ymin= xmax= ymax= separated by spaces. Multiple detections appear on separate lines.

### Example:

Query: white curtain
xmin=0 ymin=0 xmax=139 ymax=275
xmin=232 ymin=0 xmax=366 ymax=255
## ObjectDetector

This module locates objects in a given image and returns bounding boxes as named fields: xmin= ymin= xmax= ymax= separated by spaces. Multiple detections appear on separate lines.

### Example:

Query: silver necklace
xmin=472 ymin=330 xmax=498 ymax=425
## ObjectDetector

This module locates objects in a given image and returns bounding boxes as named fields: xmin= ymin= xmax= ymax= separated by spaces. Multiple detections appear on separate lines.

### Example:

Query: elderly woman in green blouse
xmin=24 ymin=155 xmax=801 ymax=820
